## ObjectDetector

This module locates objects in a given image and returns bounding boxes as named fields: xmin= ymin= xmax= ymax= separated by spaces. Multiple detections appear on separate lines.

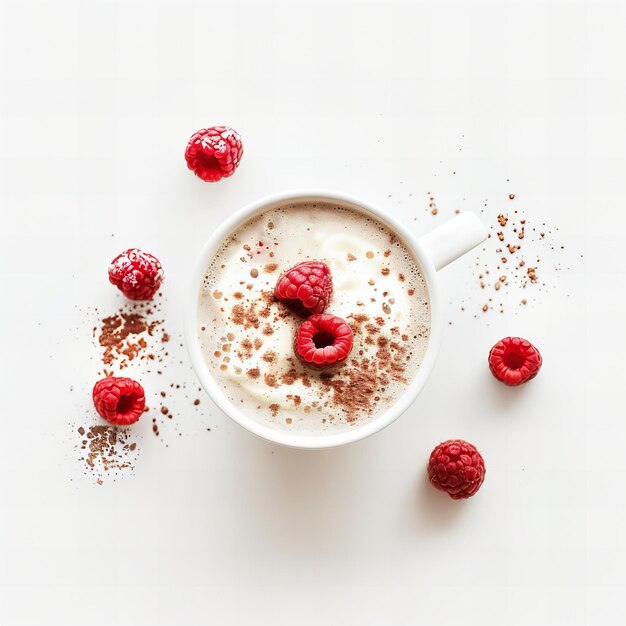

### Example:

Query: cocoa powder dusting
xmin=321 ymin=365 xmax=379 ymax=422
xmin=232 ymin=302 xmax=261 ymax=329
xmin=76 ymin=424 xmax=139 ymax=481
xmin=286 ymin=394 xmax=302 ymax=407
xmin=262 ymin=351 xmax=277 ymax=363
xmin=240 ymin=339 xmax=253 ymax=358
xmin=98 ymin=312 xmax=161 ymax=367
xmin=247 ymin=368 xmax=260 ymax=380
xmin=264 ymin=373 xmax=279 ymax=388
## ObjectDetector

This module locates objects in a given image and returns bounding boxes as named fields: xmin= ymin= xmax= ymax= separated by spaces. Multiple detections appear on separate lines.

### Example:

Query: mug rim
xmin=184 ymin=189 xmax=443 ymax=449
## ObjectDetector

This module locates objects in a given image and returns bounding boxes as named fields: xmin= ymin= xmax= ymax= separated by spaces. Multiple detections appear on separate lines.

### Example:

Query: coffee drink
xmin=198 ymin=201 xmax=430 ymax=434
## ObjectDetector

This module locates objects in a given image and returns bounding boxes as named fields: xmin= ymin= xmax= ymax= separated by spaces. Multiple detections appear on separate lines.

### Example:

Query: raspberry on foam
xmin=488 ymin=336 xmax=542 ymax=386
xmin=274 ymin=260 xmax=333 ymax=316
xmin=428 ymin=440 xmax=486 ymax=500
xmin=294 ymin=313 xmax=353 ymax=369
xmin=108 ymin=248 xmax=164 ymax=301
xmin=184 ymin=126 xmax=243 ymax=182
xmin=92 ymin=377 xmax=145 ymax=426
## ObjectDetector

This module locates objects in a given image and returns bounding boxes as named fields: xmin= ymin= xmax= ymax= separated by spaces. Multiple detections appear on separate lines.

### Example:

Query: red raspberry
xmin=488 ymin=336 xmax=542 ymax=386
xmin=184 ymin=126 xmax=243 ymax=182
xmin=92 ymin=377 xmax=145 ymax=426
xmin=294 ymin=313 xmax=353 ymax=369
xmin=274 ymin=261 xmax=332 ymax=316
xmin=108 ymin=248 xmax=164 ymax=301
xmin=428 ymin=440 xmax=486 ymax=500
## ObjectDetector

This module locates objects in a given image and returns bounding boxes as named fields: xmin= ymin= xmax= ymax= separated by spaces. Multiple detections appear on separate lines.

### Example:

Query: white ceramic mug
xmin=185 ymin=190 xmax=487 ymax=449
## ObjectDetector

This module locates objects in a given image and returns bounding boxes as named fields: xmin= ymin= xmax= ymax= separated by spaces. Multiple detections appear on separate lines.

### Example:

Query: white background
xmin=1 ymin=0 xmax=624 ymax=624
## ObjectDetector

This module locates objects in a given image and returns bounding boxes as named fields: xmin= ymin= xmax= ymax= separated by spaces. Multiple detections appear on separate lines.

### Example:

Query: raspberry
xmin=488 ymin=336 xmax=542 ymax=386
xmin=184 ymin=126 xmax=243 ymax=182
xmin=108 ymin=248 xmax=164 ymax=301
xmin=92 ymin=377 xmax=145 ymax=426
xmin=274 ymin=261 xmax=332 ymax=316
xmin=294 ymin=313 xmax=353 ymax=369
xmin=428 ymin=440 xmax=486 ymax=500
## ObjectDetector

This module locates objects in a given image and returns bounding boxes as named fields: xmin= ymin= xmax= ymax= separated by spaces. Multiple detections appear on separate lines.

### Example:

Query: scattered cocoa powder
xmin=240 ymin=338 xmax=254 ymax=358
xmin=349 ymin=313 xmax=369 ymax=324
xmin=423 ymin=179 xmax=569 ymax=319
xmin=264 ymin=373 xmax=279 ymax=388
xmin=262 ymin=351 xmax=277 ymax=363
xmin=98 ymin=312 xmax=161 ymax=367
xmin=230 ymin=303 xmax=260 ymax=329
xmin=76 ymin=423 xmax=139 ymax=481
xmin=321 ymin=365 xmax=379 ymax=422
xmin=286 ymin=394 xmax=301 ymax=407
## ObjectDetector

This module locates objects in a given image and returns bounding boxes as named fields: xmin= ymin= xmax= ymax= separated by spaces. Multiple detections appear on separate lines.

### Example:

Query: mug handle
xmin=418 ymin=212 xmax=487 ymax=271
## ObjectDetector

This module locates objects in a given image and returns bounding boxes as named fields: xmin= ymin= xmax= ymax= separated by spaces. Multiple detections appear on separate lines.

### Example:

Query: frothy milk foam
xmin=198 ymin=201 xmax=430 ymax=434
